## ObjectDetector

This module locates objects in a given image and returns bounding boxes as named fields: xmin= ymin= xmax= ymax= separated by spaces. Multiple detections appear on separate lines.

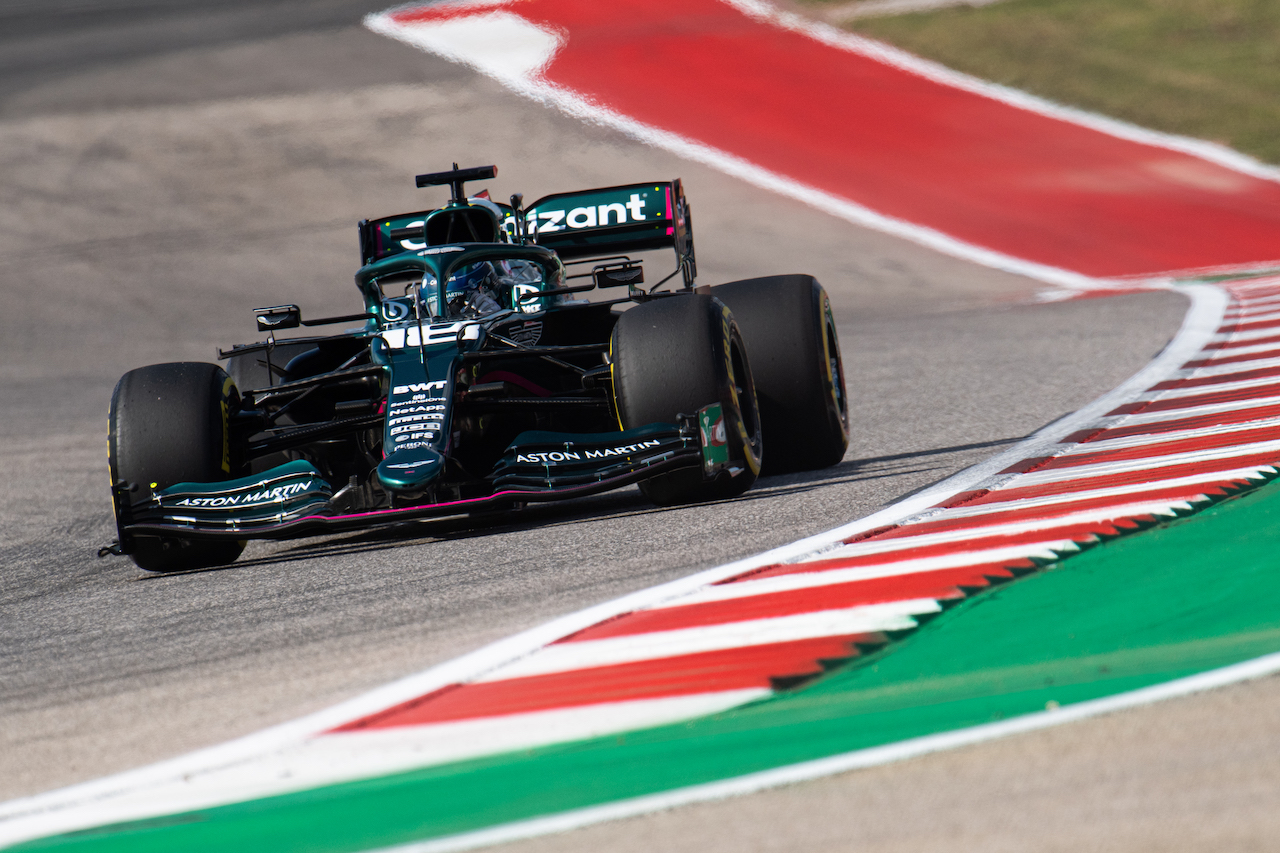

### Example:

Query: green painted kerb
xmin=18 ymin=480 xmax=1280 ymax=853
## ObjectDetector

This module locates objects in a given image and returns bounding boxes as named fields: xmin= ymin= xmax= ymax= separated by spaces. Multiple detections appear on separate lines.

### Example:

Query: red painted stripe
xmin=852 ymin=518 xmax=1135 ymax=552
xmin=1201 ymin=333 xmax=1280 ymax=352
xmin=331 ymin=636 xmax=877 ymax=730
xmin=1151 ymin=363 xmax=1280 ymax=390
xmin=559 ymin=571 xmax=989 ymax=643
xmin=1228 ymin=302 xmax=1280 ymax=314
xmin=1042 ymin=423 xmax=1280 ymax=469
xmin=1080 ymin=404 xmax=1280 ymax=439
xmin=1181 ymin=348 xmax=1280 ymax=368
xmin=727 ymin=550 xmax=1044 ymax=584
xmin=1216 ymin=318 xmax=1280 ymax=335
xmin=870 ymin=484 xmax=1214 ymax=539
xmin=1108 ymin=380 xmax=1280 ymax=415
xmin=390 ymin=0 xmax=1280 ymax=279
xmin=1222 ymin=313 xmax=1280 ymax=324
xmin=959 ymin=471 xmax=1260 ymax=506
xmin=721 ymin=529 xmax=1104 ymax=583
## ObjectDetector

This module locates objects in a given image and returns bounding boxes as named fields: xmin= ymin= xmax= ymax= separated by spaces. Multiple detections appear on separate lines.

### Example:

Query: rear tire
xmin=711 ymin=275 xmax=849 ymax=473
xmin=108 ymin=362 xmax=246 ymax=572
xmin=611 ymin=295 xmax=762 ymax=505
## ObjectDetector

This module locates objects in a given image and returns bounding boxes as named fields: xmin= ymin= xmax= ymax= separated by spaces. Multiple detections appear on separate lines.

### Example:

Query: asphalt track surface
xmin=5 ymin=2 xmax=1268 ymax=850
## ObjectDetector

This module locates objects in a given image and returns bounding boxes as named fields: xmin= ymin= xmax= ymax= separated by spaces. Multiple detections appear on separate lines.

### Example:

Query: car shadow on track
xmin=134 ymin=435 xmax=1022 ymax=579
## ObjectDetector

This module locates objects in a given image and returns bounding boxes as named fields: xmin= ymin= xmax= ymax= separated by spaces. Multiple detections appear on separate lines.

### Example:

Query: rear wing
xmin=526 ymin=179 xmax=695 ymax=285
xmin=355 ymin=178 xmax=697 ymax=288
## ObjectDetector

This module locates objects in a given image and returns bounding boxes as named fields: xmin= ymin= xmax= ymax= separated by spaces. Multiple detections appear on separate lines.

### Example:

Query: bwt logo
xmin=393 ymin=380 xmax=447 ymax=396
xmin=530 ymin=194 xmax=647 ymax=233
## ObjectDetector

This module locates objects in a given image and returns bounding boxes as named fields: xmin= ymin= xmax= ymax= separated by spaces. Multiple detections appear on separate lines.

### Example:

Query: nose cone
xmin=377 ymin=446 xmax=445 ymax=497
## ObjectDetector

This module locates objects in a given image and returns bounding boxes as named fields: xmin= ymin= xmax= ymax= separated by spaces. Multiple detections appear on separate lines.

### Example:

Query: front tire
xmin=108 ymin=362 xmax=245 ymax=572
xmin=711 ymin=275 xmax=849 ymax=474
xmin=611 ymin=294 xmax=762 ymax=506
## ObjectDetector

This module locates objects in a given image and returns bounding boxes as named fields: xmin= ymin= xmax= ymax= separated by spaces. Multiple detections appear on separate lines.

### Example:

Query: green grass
xmin=17 ymin=476 xmax=1280 ymax=853
xmin=811 ymin=0 xmax=1280 ymax=165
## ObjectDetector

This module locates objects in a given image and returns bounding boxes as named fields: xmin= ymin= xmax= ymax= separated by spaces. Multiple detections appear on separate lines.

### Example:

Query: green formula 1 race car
xmin=104 ymin=165 xmax=849 ymax=572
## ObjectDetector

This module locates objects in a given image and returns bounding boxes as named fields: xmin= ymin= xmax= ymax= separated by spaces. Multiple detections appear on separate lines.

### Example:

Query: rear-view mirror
xmin=255 ymin=304 xmax=301 ymax=332
xmin=593 ymin=262 xmax=643 ymax=289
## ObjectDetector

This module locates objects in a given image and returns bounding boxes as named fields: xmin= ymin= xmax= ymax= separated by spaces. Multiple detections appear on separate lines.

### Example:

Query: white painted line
xmin=0 ymin=142 xmax=1228 ymax=853
xmin=477 ymin=600 xmax=939 ymax=681
xmin=1218 ymin=309 xmax=1280 ymax=325
xmin=936 ymin=468 xmax=1271 ymax=520
xmin=1057 ymin=418 xmax=1280 ymax=454
xmin=1187 ymin=341 xmax=1280 ymax=361
xmin=655 ymin=544 xmax=1079 ymax=608
xmin=722 ymin=0 xmax=1280 ymax=186
xmin=1139 ymin=373 xmax=1280 ymax=400
xmin=816 ymin=499 xmax=1192 ymax=560
xmin=1175 ymin=355 xmax=1280 ymax=377
xmin=1012 ymin=438 xmax=1280 ymax=486
xmin=1230 ymin=279 xmax=1280 ymax=296
xmin=927 ymin=496 xmax=1215 ymax=530
xmin=1114 ymin=395 xmax=1280 ymax=425
xmin=1229 ymin=281 xmax=1280 ymax=297
xmin=1225 ymin=300 xmax=1280 ymax=314
xmin=365 ymin=8 xmax=1107 ymax=291
xmin=0 ymin=692 xmax=769 ymax=849
xmin=1228 ymin=304 xmax=1280 ymax=316
xmin=1228 ymin=295 xmax=1280 ymax=312
xmin=316 ymin=690 xmax=771 ymax=760
xmin=821 ymin=0 xmax=1009 ymax=21
xmin=1163 ymin=365 xmax=1280 ymax=387
xmin=1208 ymin=325 xmax=1280 ymax=345
xmin=382 ymin=650 xmax=1280 ymax=853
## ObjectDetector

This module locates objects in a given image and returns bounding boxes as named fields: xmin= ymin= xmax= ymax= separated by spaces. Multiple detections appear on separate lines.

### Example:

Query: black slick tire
xmin=711 ymin=275 xmax=849 ymax=474
xmin=108 ymin=362 xmax=246 ymax=572
xmin=610 ymin=294 xmax=763 ymax=506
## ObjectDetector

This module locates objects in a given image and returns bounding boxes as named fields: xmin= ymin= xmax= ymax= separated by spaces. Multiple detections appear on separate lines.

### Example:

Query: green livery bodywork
xmin=107 ymin=167 xmax=747 ymax=549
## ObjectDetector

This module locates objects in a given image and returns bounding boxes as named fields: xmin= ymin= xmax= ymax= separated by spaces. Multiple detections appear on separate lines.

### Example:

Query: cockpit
xmin=369 ymin=252 xmax=563 ymax=328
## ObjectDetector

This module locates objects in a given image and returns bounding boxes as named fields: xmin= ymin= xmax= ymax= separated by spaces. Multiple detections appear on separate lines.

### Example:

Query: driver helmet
xmin=466 ymin=196 xmax=510 ymax=241
xmin=445 ymin=262 xmax=492 ymax=299
xmin=442 ymin=261 xmax=502 ymax=317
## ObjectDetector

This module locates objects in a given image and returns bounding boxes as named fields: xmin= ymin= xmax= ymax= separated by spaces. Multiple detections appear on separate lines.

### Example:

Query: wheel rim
xmin=822 ymin=299 xmax=849 ymax=430
xmin=726 ymin=328 xmax=763 ymax=475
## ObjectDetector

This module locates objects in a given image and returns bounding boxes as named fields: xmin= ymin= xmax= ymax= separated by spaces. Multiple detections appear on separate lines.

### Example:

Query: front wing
xmin=113 ymin=406 xmax=735 ymax=542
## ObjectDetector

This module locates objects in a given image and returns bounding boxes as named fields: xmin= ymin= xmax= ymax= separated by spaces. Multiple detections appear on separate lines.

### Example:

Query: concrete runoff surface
xmin=0 ymin=0 xmax=1232 ymax=848
xmin=497 ymin=676 xmax=1280 ymax=853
